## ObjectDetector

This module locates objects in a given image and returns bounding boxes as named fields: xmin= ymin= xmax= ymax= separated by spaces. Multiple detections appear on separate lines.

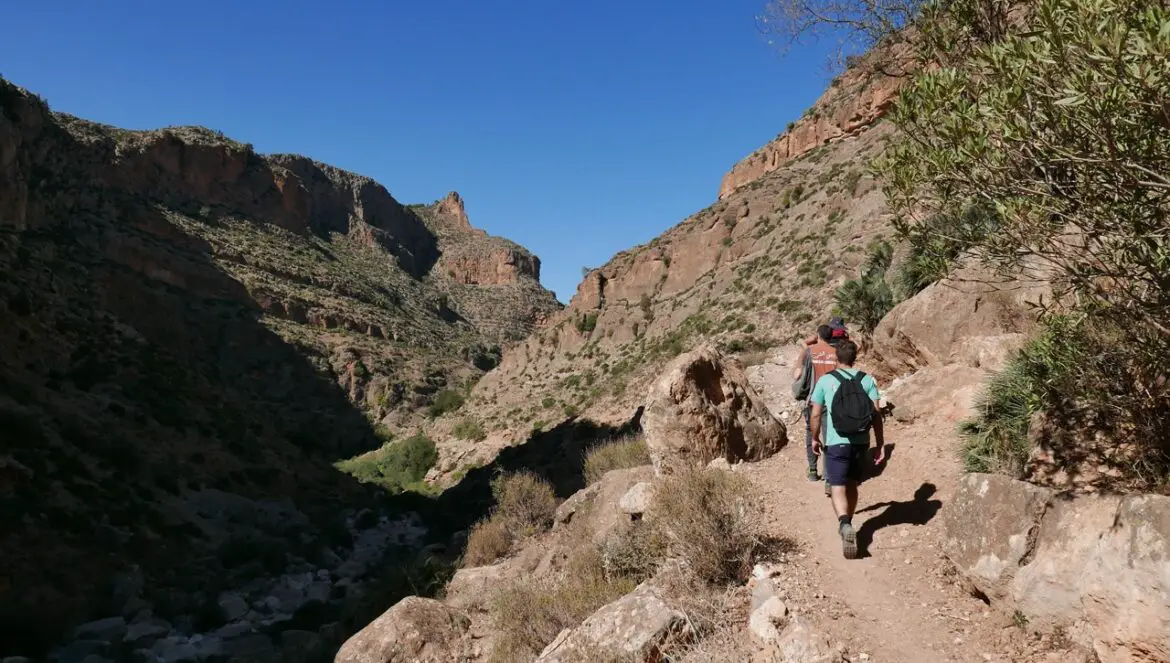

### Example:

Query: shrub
xmin=334 ymin=434 xmax=437 ymax=492
xmin=650 ymin=468 xmax=760 ymax=584
xmin=833 ymin=241 xmax=894 ymax=334
xmin=576 ymin=312 xmax=598 ymax=333
xmin=601 ymin=520 xmax=667 ymax=584
xmin=584 ymin=437 xmax=651 ymax=484
xmin=453 ymin=417 xmax=486 ymax=442
xmin=541 ymin=396 xmax=556 ymax=409
xmin=463 ymin=517 xmax=514 ymax=566
xmin=491 ymin=472 xmax=558 ymax=536
xmin=428 ymin=389 xmax=465 ymax=417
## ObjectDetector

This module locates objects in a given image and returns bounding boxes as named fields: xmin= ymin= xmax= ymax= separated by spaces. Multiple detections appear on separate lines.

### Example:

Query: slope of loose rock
xmin=0 ymin=77 xmax=556 ymax=656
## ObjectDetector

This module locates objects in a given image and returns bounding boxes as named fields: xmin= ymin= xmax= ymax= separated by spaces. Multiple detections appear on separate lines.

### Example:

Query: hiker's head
xmin=816 ymin=324 xmax=832 ymax=342
xmin=829 ymin=316 xmax=849 ymax=340
xmin=835 ymin=340 xmax=858 ymax=366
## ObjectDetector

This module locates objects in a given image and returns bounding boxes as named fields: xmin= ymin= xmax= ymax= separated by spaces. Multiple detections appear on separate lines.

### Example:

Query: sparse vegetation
xmin=833 ymin=241 xmax=893 ymax=333
xmin=649 ymin=467 xmax=760 ymax=584
xmin=453 ymin=417 xmax=487 ymax=441
xmin=491 ymin=472 xmax=558 ymax=536
xmin=584 ymin=437 xmax=651 ymax=484
xmin=429 ymin=389 xmax=466 ymax=417
xmin=463 ymin=517 xmax=514 ymax=566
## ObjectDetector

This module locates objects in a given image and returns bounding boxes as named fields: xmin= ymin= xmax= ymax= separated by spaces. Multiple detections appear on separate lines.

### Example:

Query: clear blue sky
xmin=2 ymin=1 xmax=837 ymax=302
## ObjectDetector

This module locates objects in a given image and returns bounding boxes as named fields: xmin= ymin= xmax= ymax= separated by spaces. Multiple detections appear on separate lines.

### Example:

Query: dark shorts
xmin=824 ymin=444 xmax=869 ymax=486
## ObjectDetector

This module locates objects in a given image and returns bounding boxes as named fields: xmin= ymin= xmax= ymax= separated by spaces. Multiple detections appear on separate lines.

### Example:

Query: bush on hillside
xmin=650 ymin=467 xmax=760 ymax=584
xmin=334 ymin=433 xmax=437 ymax=492
xmin=463 ymin=517 xmax=514 ymax=567
xmin=833 ymin=241 xmax=894 ymax=333
xmin=428 ymin=389 xmax=465 ymax=418
xmin=491 ymin=471 xmax=558 ymax=536
xmin=960 ymin=316 xmax=1170 ymax=487
xmin=452 ymin=417 xmax=486 ymax=442
xmin=583 ymin=437 xmax=651 ymax=484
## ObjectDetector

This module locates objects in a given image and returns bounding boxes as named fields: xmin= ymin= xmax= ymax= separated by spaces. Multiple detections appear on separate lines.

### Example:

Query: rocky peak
xmin=434 ymin=191 xmax=474 ymax=230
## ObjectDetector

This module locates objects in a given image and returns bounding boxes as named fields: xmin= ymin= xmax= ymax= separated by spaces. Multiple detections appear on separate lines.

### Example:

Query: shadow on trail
xmin=855 ymin=482 xmax=942 ymax=557
xmin=865 ymin=443 xmax=896 ymax=480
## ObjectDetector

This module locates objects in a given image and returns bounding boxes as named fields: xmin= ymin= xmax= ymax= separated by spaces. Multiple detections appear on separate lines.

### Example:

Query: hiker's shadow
xmin=856 ymin=482 xmax=942 ymax=557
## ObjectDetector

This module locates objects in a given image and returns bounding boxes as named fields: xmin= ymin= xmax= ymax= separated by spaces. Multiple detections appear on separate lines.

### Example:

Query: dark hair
xmin=835 ymin=340 xmax=858 ymax=366
xmin=816 ymin=325 xmax=832 ymax=342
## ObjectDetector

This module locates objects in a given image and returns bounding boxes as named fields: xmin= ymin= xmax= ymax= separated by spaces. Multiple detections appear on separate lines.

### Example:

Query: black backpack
xmin=828 ymin=370 xmax=875 ymax=435
xmin=791 ymin=350 xmax=814 ymax=400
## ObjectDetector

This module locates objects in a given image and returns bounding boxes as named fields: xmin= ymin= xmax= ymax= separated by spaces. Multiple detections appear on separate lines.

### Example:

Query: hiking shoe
xmin=840 ymin=522 xmax=858 ymax=560
xmin=807 ymin=467 xmax=820 ymax=482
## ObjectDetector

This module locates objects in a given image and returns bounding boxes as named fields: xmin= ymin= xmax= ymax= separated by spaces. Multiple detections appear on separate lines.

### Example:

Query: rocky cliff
xmin=0 ymin=77 xmax=557 ymax=656
xmin=718 ymin=47 xmax=909 ymax=200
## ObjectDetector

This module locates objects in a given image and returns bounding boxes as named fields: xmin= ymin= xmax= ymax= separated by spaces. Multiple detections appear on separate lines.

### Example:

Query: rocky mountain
xmin=0 ymin=77 xmax=557 ymax=656
xmin=426 ymin=58 xmax=902 ymax=477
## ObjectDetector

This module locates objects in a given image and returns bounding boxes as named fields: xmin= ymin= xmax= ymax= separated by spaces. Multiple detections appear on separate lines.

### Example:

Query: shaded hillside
xmin=426 ymin=62 xmax=902 ymax=477
xmin=0 ymin=78 xmax=556 ymax=653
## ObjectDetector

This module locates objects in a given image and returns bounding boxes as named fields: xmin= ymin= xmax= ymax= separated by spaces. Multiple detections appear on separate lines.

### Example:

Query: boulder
xmin=553 ymin=483 xmax=600 ymax=527
xmin=334 ymin=596 xmax=471 ymax=663
xmin=772 ymin=616 xmax=840 ymax=663
xmin=942 ymin=473 xmax=1052 ymax=601
xmin=946 ymin=473 xmax=1170 ymax=662
xmin=217 ymin=593 xmax=249 ymax=622
xmin=123 ymin=621 xmax=170 ymax=647
xmin=619 ymin=482 xmax=655 ymax=516
xmin=748 ymin=597 xmax=789 ymax=643
xmin=576 ymin=466 xmax=654 ymax=545
xmin=535 ymin=583 xmax=692 ymax=662
xmin=880 ymin=363 xmax=985 ymax=425
xmin=444 ymin=563 xmax=511 ymax=612
xmin=643 ymin=345 xmax=787 ymax=474
xmin=872 ymin=265 xmax=1042 ymax=377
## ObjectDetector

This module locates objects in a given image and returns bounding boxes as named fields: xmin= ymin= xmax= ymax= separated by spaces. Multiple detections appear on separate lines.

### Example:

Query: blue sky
xmin=2 ymin=1 xmax=838 ymax=302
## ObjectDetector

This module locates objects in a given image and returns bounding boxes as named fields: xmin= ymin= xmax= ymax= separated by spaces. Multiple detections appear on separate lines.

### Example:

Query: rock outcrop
xmin=535 ymin=583 xmax=692 ymax=662
xmin=944 ymin=473 xmax=1170 ymax=663
xmin=643 ymin=345 xmax=787 ymax=473
xmin=718 ymin=46 xmax=911 ymax=199
xmin=334 ymin=597 xmax=472 ymax=663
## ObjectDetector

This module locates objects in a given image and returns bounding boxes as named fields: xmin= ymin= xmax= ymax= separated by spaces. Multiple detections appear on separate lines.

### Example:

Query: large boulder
xmin=643 ymin=345 xmax=787 ymax=474
xmin=535 ymin=583 xmax=692 ymax=662
xmin=942 ymin=473 xmax=1053 ymax=601
xmin=334 ymin=597 xmax=471 ymax=663
xmin=946 ymin=473 xmax=1170 ymax=662
xmin=872 ymin=265 xmax=1043 ymax=377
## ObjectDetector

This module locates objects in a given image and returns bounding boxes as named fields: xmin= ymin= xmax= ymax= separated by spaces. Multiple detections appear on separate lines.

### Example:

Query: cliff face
xmin=718 ymin=48 xmax=910 ymax=200
xmin=0 ymin=78 xmax=557 ymax=651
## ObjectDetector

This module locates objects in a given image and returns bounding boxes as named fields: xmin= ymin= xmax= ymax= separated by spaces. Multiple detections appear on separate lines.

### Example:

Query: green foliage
xmin=540 ymin=396 xmax=556 ymax=409
xmin=576 ymin=312 xmax=598 ymax=333
xmin=335 ymin=434 xmax=437 ymax=492
xmin=428 ymin=389 xmax=465 ymax=418
xmin=453 ymin=417 xmax=486 ymax=442
xmin=891 ymin=201 xmax=999 ymax=300
xmin=879 ymin=0 xmax=1170 ymax=334
xmin=833 ymin=241 xmax=894 ymax=334
xmin=584 ymin=437 xmax=651 ymax=484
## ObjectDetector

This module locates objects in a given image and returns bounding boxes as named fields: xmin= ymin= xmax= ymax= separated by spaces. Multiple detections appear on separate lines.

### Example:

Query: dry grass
xmin=492 ymin=471 xmax=558 ymax=536
xmin=600 ymin=520 xmax=667 ymax=584
xmin=650 ymin=468 xmax=761 ymax=584
xmin=584 ymin=436 xmax=651 ymax=484
xmin=463 ymin=517 xmax=514 ymax=567
xmin=488 ymin=546 xmax=637 ymax=662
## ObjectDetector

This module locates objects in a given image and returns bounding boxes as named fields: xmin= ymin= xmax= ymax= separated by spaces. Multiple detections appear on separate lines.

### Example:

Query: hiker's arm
xmin=810 ymin=402 xmax=824 ymax=454
xmin=803 ymin=334 xmax=818 ymax=346
xmin=871 ymin=398 xmax=887 ymax=464
xmin=790 ymin=348 xmax=808 ymax=380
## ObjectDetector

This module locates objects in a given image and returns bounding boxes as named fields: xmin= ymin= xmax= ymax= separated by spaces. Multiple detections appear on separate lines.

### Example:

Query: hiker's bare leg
xmin=830 ymin=485 xmax=849 ymax=517
xmin=846 ymin=482 xmax=859 ymax=516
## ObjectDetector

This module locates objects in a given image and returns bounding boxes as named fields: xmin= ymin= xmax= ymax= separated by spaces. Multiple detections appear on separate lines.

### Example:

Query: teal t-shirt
xmin=810 ymin=368 xmax=880 ymax=446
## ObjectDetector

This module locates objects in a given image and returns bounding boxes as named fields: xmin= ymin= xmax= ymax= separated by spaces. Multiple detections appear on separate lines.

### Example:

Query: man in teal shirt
xmin=810 ymin=340 xmax=886 ymax=559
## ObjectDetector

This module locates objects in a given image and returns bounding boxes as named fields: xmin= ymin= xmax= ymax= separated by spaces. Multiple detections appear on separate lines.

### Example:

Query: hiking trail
xmin=741 ymin=355 xmax=1064 ymax=663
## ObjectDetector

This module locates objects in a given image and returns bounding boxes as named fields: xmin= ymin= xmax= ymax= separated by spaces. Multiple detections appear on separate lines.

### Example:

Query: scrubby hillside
xmin=427 ymin=64 xmax=901 ymax=476
xmin=0 ymin=77 xmax=557 ymax=656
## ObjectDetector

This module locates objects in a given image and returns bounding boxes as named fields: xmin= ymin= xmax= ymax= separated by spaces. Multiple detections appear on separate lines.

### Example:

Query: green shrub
xmin=833 ymin=241 xmax=894 ymax=333
xmin=541 ymin=396 xmax=556 ymax=409
xmin=428 ymin=389 xmax=465 ymax=417
xmin=576 ymin=312 xmax=599 ymax=333
xmin=335 ymin=434 xmax=437 ymax=492
xmin=584 ymin=437 xmax=651 ymax=484
xmin=453 ymin=418 xmax=486 ymax=442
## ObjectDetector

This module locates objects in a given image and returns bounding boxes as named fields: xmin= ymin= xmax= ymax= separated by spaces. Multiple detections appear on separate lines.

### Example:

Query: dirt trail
xmin=742 ymin=358 xmax=1056 ymax=663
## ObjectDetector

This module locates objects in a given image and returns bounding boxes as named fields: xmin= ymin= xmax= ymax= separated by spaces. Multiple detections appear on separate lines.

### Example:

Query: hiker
xmin=827 ymin=316 xmax=849 ymax=347
xmin=791 ymin=325 xmax=840 ymax=482
xmin=809 ymin=339 xmax=886 ymax=559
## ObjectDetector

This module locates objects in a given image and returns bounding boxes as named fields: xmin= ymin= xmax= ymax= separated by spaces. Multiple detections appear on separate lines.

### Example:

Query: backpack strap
xmin=827 ymin=370 xmax=847 ymax=384
xmin=851 ymin=370 xmax=867 ymax=383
